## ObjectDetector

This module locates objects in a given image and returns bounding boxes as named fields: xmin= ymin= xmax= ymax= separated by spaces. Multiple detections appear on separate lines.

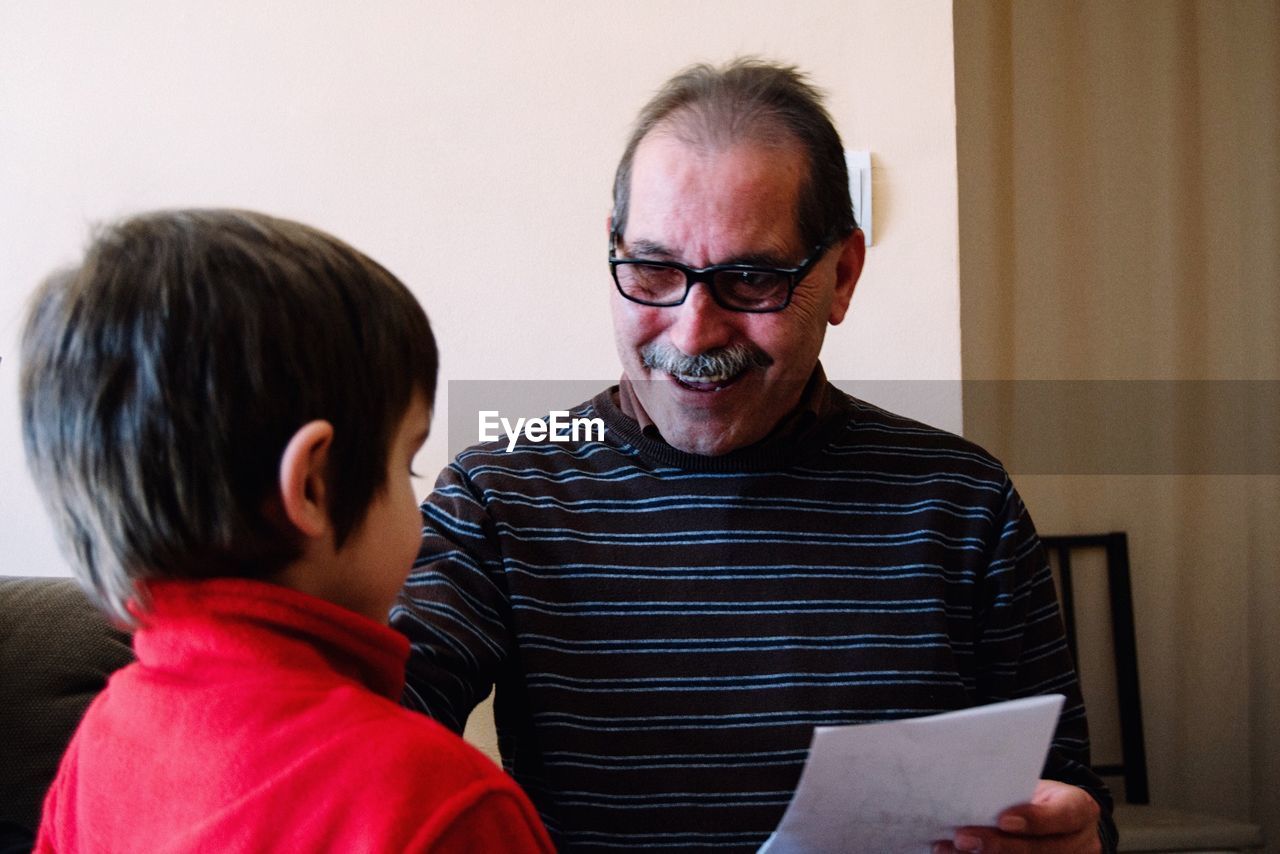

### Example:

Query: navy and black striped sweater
xmin=393 ymin=383 xmax=1111 ymax=852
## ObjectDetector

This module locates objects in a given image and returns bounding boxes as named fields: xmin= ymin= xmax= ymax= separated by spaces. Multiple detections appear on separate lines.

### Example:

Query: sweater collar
xmin=131 ymin=578 xmax=408 ymax=700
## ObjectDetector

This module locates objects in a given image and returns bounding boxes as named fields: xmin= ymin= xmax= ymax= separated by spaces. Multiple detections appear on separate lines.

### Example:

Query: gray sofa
xmin=0 ymin=576 xmax=133 ymax=841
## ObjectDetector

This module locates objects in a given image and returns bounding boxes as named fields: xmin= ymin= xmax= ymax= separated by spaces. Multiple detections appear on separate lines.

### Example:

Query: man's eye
xmin=620 ymin=264 xmax=683 ymax=297
xmin=721 ymin=271 xmax=782 ymax=291
xmin=633 ymin=264 xmax=679 ymax=283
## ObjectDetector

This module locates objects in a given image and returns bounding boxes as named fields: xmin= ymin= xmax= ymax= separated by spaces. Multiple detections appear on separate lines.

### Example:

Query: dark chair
xmin=1041 ymin=533 xmax=1263 ymax=852
xmin=0 ymin=576 xmax=134 ymax=839
xmin=1041 ymin=532 xmax=1149 ymax=803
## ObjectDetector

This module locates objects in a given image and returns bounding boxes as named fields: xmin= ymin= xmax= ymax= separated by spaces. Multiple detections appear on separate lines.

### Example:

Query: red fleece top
xmin=36 ymin=578 xmax=553 ymax=853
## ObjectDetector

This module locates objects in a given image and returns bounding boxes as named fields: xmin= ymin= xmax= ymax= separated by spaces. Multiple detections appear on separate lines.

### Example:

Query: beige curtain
xmin=954 ymin=0 xmax=1279 ymax=849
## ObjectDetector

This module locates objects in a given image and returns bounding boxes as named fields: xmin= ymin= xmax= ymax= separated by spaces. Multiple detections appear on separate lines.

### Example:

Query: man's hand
xmin=932 ymin=779 xmax=1101 ymax=853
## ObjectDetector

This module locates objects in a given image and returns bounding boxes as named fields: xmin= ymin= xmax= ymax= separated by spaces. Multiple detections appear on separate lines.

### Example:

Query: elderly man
xmin=395 ymin=59 xmax=1114 ymax=853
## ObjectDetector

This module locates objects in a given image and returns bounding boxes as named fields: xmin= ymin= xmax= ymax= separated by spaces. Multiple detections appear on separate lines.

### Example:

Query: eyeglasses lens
xmin=712 ymin=271 xmax=789 ymax=311
xmin=615 ymin=264 xmax=686 ymax=305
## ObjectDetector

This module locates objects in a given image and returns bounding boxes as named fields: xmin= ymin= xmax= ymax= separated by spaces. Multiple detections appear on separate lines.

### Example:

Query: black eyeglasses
xmin=609 ymin=230 xmax=835 ymax=313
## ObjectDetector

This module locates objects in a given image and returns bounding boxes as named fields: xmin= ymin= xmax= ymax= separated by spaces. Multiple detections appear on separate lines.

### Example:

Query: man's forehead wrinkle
xmin=723 ymin=247 xmax=796 ymax=267
xmin=626 ymin=131 xmax=808 ymax=266
xmin=627 ymin=179 xmax=801 ymax=263
xmin=622 ymin=235 xmax=795 ymax=268
xmin=624 ymin=238 xmax=677 ymax=260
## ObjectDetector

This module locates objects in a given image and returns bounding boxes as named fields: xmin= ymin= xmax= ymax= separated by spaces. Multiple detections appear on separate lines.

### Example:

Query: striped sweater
xmin=393 ymin=382 xmax=1111 ymax=852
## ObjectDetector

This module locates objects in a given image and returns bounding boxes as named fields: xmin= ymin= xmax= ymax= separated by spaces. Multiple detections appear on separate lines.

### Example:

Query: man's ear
xmin=606 ymin=214 xmax=613 ymax=236
xmin=827 ymin=229 xmax=866 ymax=326
xmin=278 ymin=420 xmax=335 ymax=539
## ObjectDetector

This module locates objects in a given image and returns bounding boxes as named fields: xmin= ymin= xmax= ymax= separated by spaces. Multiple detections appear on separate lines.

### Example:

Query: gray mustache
xmin=640 ymin=342 xmax=773 ymax=377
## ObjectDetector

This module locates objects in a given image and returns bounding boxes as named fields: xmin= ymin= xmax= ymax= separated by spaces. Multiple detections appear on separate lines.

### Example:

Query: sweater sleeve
xmin=392 ymin=460 xmax=514 ymax=734
xmin=975 ymin=477 xmax=1117 ymax=852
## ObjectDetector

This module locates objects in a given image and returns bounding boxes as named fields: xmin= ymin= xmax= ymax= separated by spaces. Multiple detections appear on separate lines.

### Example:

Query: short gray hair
xmin=611 ymin=57 xmax=857 ymax=249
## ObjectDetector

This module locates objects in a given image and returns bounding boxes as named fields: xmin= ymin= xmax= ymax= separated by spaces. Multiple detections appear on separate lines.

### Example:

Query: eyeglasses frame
xmin=608 ymin=228 xmax=838 ymax=314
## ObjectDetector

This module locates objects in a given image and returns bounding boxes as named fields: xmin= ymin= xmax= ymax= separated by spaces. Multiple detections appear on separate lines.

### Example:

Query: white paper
xmin=758 ymin=694 xmax=1064 ymax=854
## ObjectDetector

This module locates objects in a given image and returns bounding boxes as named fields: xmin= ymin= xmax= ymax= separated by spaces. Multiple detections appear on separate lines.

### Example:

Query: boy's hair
xmin=20 ymin=209 xmax=438 ymax=624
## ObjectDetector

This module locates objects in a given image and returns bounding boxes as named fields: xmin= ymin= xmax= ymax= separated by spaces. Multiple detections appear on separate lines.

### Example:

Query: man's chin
xmin=659 ymin=419 xmax=767 ymax=457
xmin=632 ymin=373 xmax=779 ymax=455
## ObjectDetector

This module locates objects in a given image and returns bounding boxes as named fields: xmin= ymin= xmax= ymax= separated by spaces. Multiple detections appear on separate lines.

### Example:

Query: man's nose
xmin=666 ymin=282 xmax=735 ymax=356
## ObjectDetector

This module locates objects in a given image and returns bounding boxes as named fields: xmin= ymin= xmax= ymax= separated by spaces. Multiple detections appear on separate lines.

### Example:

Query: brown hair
xmin=20 ymin=209 xmax=437 ymax=623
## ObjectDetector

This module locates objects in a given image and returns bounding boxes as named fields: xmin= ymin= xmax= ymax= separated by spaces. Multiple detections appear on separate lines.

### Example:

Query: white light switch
xmin=845 ymin=150 xmax=873 ymax=246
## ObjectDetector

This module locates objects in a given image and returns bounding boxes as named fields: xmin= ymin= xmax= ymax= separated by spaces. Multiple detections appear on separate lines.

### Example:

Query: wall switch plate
xmin=845 ymin=150 xmax=873 ymax=246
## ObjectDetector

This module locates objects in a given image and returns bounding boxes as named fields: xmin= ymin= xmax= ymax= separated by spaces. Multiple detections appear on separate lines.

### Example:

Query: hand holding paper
xmin=759 ymin=695 xmax=1066 ymax=854
xmin=938 ymin=778 xmax=1102 ymax=853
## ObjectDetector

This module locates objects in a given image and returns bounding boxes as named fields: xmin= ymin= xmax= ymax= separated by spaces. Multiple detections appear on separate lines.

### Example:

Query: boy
xmin=20 ymin=209 xmax=553 ymax=852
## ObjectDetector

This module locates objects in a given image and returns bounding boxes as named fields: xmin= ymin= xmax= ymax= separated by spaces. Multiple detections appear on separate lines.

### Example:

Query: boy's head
xmin=20 ymin=209 xmax=437 ymax=624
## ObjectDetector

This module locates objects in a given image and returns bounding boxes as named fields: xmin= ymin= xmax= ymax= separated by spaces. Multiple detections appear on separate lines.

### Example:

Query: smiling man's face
xmin=611 ymin=130 xmax=861 ymax=456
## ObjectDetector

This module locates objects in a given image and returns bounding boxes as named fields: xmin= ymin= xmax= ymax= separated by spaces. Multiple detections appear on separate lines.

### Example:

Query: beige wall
xmin=0 ymin=0 xmax=963 ymax=581
xmin=955 ymin=0 xmax=1279 ymax=847
xmin=0 ymin=1 xmax=963 ymax=768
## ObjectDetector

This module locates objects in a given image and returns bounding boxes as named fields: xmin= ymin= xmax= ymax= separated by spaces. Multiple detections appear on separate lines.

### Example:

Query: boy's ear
xmin=278 ymin=420 xmax=335 ymax=538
